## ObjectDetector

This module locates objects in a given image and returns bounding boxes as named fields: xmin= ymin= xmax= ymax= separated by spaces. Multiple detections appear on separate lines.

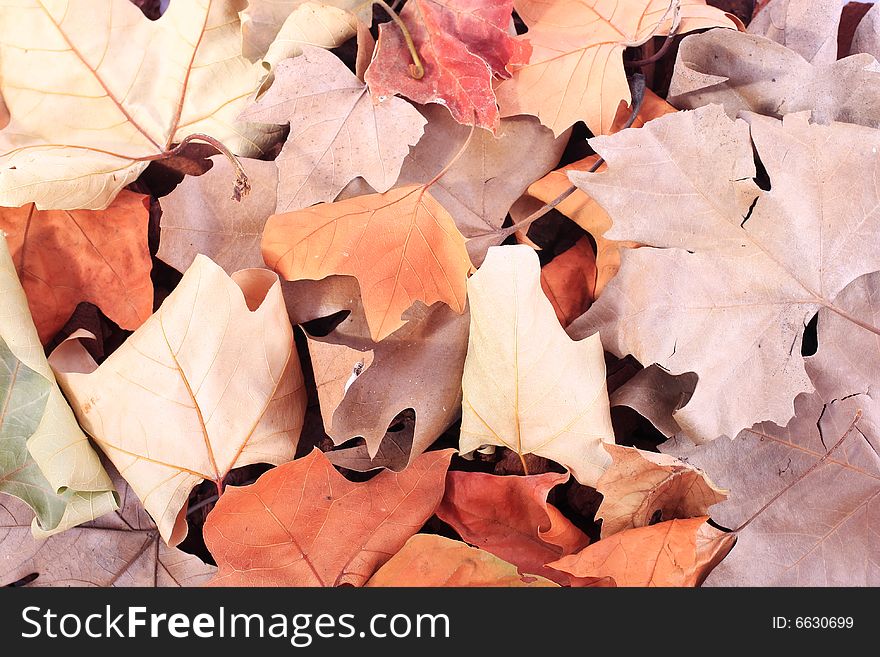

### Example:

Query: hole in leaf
xmin=649 ymin=509 xmax=663 ymax=525
xmin=301 ymin=310 xmax=351 ymax=337
xmin=802 ymin=312 xmax=819 ymax=357
xmin=752 ymin=143 xmax=771 ymax=191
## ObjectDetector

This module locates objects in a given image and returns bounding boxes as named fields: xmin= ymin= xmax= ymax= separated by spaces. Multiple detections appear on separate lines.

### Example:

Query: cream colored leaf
xmin=0 ymin=235 xmax=116 ymax=537
xmin=241 ymin=46 xmax=426 ymax=213
xmin=0 ymin=0 xmax=282 ymax=210
xmin=49 ymin=256 xmax=307 ymax=546
xmin=496 ymin=0 xmax=740 ymax=136
xmin=460 ymin=245 xmax=614 ymax=486
xmin=261 ymin=3 xmax=357 ymax=70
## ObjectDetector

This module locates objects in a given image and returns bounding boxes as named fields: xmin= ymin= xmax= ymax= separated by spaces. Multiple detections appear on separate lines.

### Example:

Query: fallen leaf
xmin=1 ymin=191 xmax=152 ymax=343
xmin=0 ymin=0 xmax=282 ymax=209
xmin=49 ymin=255 xmax=307 ymax=546
xmin=596 ymin=444 xmax=726 ymax=537
xmin=460 ymin=245 xmax=614 ymax=486
xmin=495 ymin=0 xmax=740 ymax=136
xmin=241 ymin=46 xmax=427 ymax=213
xmin=609 ymin=365 xmax=698 ymax=438
xmin=263 ymin=184 xmax=472 ymax=341
xmin=668 ymin=29 xmax=880 ymax=128
xmin=0 ymin=468 xmax=215 ymax=587
xmin=851 ymin=2 xmax=880 ymax=56
xmin=541 ymin=237 xmax=598 ymax=327
xmin=240 ymin=0 xmax=303 ymax=60
xmin=309 ymin=301 xmax=468 ymax=468
xmin=0 ymin=236 xmax=116 ymax=536
xmin=436 ymin=471 xmax=590 ymax=583
xmin=366 ymin=535 xmax=558 ymax=587
xmin=748 ymin=0 xmax=841 ymax=64
xmin=158 ymin=156 xmax=278 ymax=273
xmin=308 ymin=336 xmax=374 ymax=436
xmin=548 ymin=517 xmax=734 ymax=586
xmin=204 ymin=448 xmax=454 ymax=586
xmin=567 ymin=106 xmax=880 ymax=443
xmin=365 ymin=0 xmax=530 ymax=131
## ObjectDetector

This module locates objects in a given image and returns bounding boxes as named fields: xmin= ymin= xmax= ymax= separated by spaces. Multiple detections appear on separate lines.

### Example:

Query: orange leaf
xmin=263 ymin=184 xmax=473 ymax=341
xmin=540 ymin=237 xmax=598 ymax=327
xmin=204 ymin=449 xmax=454 ymax=586
xmin=436 ymin=471 xmax=590 ymax=584
xmin=366 ymin=535 xmax=558 ymax=587
xmin=496 ymin=0 xmax=740 ymax=136
xmin=548 ymin=517 xmax=735 ymax=586
xmin=0 ymin=190 xmax=152 ymax=343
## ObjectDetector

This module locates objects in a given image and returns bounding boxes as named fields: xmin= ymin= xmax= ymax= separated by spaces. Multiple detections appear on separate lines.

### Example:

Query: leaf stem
xmin=373 ymin=0 xmax=424 ymax=79
xmin=161 ymin=134 xmax=251 ymax=202
xmin=424 ymin=121 xmax=476 ymax=190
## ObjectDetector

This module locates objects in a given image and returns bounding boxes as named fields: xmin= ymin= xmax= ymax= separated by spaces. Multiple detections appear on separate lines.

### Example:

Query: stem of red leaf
xmin=372 ymin=0 xmax=424 ymax=79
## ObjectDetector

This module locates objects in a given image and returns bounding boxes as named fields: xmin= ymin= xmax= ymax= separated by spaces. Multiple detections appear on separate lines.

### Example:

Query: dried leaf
xmin=49 ymin=256 xmax=306 ymax=546
xmin=851 ymin=2 xmax=880 ymax=56
xmin=548 ymin=517 xmax=734 ymax=586
xmin=436 ymin=471 xmax=590 ymax=584
xmin=1 ymin=191 xmax=152 ymax=343
xmin=366 ymin=535 xmax=558 ymax=587
xmin=596 ymin=444 xmax=726 ymax=537
xmin=461 ymin=245 xmax=614 ymax=485
xmin=496 ymin=0 xmax=740 ymax=136
xmin=568 ymin=106 xmax=880 ymax=443
xmin=256 ymin=2 xmax=356 ymax=70
xmin=748 ymin=0 xmax=841 ymax=64
xmin=0 ymin=236 xmax=116 ymax=536
xmin=242 ymin=47 xmax=426 ymax=213
xmin=0 ymin=0 xmax=282 ymax=209
xmin=263 ymin=184 xmax=472 ymax=341
xmin=609 ymin=365 xmax=698 ymax=438
xmin=204 ymin=448 xmax=454 ymax=586
xmin=541 ymin=237 xmax=598 ymax=327
xmin=365 ymin=0 xmax=530 ymax=131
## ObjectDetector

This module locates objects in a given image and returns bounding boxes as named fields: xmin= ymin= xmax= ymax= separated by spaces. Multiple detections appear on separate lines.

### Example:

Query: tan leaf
xmin=852 ymin=3 xmax=880 ymax=57
xmin=495 ymin=0 xmax=740 ymax=136
xmin=49 ymin=256 xmax=307 ymax=546
xmin=241 ymin=46 xmax=426 ymax=213
xmin=609 ymin=365 xmax=698 ymax=438
xmin=568 ymin=106 xmax=880 ymax=443
xmin=461 ymin=245 xmax=614 ymax=486
xmin=366 ymin=535 xmax=558 ymax=587
xmin=748 ymin=0 xmax=841 ymax=65
xmin=668 ymin=29 xmax=880 ymax=128
xmin=596 ymin=444 xmax=726 ymax=537
xmin=0 ymin=467 xmax=215 ymax=587
xmin=308 ymin=335 xmax=374 ymax=435
xmin=0 ymin=0 xmax=282 ymax=209
xmin=263 ymin=184 xmax=472 ymax=341
xmin=548 ymin=517 xmax=734 ymax=586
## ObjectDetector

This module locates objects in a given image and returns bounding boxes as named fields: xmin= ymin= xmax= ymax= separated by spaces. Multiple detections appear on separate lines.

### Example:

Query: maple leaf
xmin=495 ymin=0 xmax=741 ymax=136
xmin=1 ymin=191 xmax=152 ymax=344
xmin=365 ymin=0 xmax=531 ymax=132
xmin=596 ymin=444 xmax=726 ymax=537
xmin=748 ymin=0 xmax=841 ymax=65
xmin=668 ymin=29 xmax=880 ymax=128
xmin=568 ymin=106 xmax=880 ymax=443
xmin=49 ymin=255 xmax=307 ymax=546
xmin=1 ymin=468 xmax=215 ymax=587
xmin=0 ymin=0 xmax=283 ymax=210
xmin=308 ymin=301 xmax=468 ymax=468
xmin=240 ymin=46 xmax=427 ymax=213
xmin=263 ymin=184 xmax=473 ymax=342
xmin=549 ymin=517 xmax=734 ymax=586
xmin=436 ymin=471 xmax=590 ymax=584
xmin=365 ymin=535 xmax=558 ymax=587
xmin=460 ymin=245 xmax=614 ymax=486
xmin=204 ymin=448 xmax=454 ymax=586
xmin=0 ymin=236 xmax=116 ymax=536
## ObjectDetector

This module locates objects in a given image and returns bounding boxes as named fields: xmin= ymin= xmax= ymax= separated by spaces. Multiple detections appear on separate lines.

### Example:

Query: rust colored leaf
xmin=364 ymin=0 xmax=530 ymax=132
xmin=436 ymin=471 xmax=590 ymax=584
xmin=204 ymin=449 xmax=454 ymax=586
xmin=366 ymin=535 xmax=558 ymax=587
xmin=263 ymin=184 xmax=473 ymax=341
xmin=548 ymin=517 xmax=734 ymax=586
xmin=1 ymin=191 xmax=152 ymax=344
xmin=541 ymin=237 xmax=598 ymax=327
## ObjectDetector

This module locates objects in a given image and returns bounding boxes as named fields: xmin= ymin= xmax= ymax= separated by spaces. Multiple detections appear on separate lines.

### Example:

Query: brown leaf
xmin=49 ymin=256 xmax=306 ymax=546
xmin=548 ymin=517 xmax=734 ymax=586
xmin=436 ymin=471 xmax=590 ymax=584
xmin=240 ymin=47 xmax=426 ymax=213
xmin=609 ymin=365 xmax=698 ymax=438
xmin=0 ymin=467 xmax=214 ymax=587
xmin=204 ymin=449 xmax=454 ymax=586
xmin=596 ymin=444 xmax=726 ymax=538
xmin=366 ymin=535 xmax=557 ymax=587
xmin=668 ymin=29 xmax=880 ymax=128
xmin=747 ymin=0 xmax=841 ymax=64
xmin=541 ymin=237 xmax=598 ymax=328
xmin=1 ymin=191 xmax=152 ymax=344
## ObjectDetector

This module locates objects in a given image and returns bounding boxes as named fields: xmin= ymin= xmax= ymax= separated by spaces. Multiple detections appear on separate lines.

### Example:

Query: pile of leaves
xmin=1 ymin=0 xmax=878 ymax=587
